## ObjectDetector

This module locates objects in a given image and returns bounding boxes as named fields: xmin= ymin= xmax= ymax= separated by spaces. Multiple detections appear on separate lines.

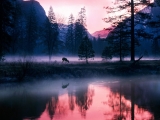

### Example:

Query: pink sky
xmin=36 ymin=0 xmax=114 ymax=33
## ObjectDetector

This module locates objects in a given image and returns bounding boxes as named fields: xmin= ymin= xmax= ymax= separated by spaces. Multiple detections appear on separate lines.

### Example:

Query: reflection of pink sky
xmin=38 ymin=85 xmax=154 ymax=120
xmin=34 ymin=0 xmax=113 ymax=33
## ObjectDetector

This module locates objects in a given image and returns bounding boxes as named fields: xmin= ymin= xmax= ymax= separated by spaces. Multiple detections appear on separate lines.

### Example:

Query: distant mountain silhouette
xmin=92 ymin=28 xmax=112 ymax=39
xmin=20 ymin=0 xmax=46 ymax=26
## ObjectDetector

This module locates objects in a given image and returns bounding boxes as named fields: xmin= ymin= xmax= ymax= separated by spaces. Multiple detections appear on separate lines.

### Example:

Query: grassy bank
xmin=0 ymin=60 xmax=160 ymax=82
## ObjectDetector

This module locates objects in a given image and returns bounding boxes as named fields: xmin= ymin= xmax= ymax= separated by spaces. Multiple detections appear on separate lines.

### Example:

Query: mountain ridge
xmin=91 ymin=28 xmax=112 ymax=39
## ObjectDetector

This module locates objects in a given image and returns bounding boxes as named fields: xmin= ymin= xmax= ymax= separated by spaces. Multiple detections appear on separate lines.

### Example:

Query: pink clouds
xmin=36 ymin=0 xmax=113 ymax=33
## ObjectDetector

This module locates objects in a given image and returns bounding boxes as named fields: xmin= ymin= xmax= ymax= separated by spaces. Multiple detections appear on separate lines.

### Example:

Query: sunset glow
xmin=1 ymin=0 xmax=160 ymax=119
xmin=38 ymin=84 xmax=154 ymax=120
xmin=35 ymin=0 xmax=113 ymax=33
xmin=34 ymin=0 xmax=153 ymax=33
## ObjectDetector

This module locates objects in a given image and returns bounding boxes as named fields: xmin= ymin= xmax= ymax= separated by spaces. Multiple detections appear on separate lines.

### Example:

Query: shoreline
xmin=0 ymin=60 xmax=160 ymax=83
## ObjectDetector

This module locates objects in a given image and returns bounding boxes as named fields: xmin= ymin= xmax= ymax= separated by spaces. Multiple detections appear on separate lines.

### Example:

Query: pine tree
xmin=130 ymin=0 xmax=151 ymax=61
xmin=105 ymin=19 xmax=131 ymax=61
xmin=152 ymin=38 xmax=160 ymax=56
xmin=103 ymin=0 xmax=151 ymax=61
xmin=74 ymin=7 xmax=87 ymax=54
xmin=65 ymin=14 xmax=75 ymax=54
xmin=48 ymin=6 xmax=59 ymax=54
xmin=48 ymin=6 xmax=56 ymax=24
xmin=74 ymin=20 xmax=84 ymax=53
xmin=78 ymin=36 xmax=95 ymax=64
xmin=149 ymin=15 xmax=160 ymax=56
xmin=78 ymin=7 xmax=87 ymax=27
xmin=103 ymin=12 xmax=131 ymax=61
xmin=146 ymin=1 xmax=160 ymax=57
xmin=43 ymin=18 xmax=53 ymax=61
xmin=101 ymin=45 xmax=112 ymax=60
xmin=43 ymin=6 xmax=59 ymax=61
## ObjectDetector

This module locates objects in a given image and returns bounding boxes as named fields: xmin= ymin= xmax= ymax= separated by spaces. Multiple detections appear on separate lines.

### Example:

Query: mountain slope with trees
xmin=102 ymin=1 xmax=160 ymax=60
xmin=1 ymin=0 xmax=94 ymax=59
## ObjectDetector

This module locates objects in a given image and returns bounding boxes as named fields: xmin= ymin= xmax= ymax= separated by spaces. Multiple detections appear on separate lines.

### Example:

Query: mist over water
xmin=4 ymin=56 xmax=160 ymax=63
xmin=1 ymin=0 xmax=160 ymax=119
xmin=1 ymin=55 xmax=160 ymax=119
xmin=0 ymin=76 xmax=160 ymax=120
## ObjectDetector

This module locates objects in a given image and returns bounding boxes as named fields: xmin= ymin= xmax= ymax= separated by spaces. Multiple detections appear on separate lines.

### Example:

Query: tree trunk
xmin=86 ymin=57 xmax=88 ymax=64
xmin=120 ymin=30 xmax=122 ymax=62
xmin=131 ymin=0 xmax=135 ymax=61
xmin=49 ymin=54 xmax=51 ymax=62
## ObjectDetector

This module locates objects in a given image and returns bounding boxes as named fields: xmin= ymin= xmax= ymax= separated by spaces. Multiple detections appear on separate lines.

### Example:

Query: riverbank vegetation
xmin=0 ymin=60 xmax=159 ymax=82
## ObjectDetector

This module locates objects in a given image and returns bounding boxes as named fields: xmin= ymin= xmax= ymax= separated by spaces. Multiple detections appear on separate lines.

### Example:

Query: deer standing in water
xmin=62 ymin=57 xmax=69 ymax=63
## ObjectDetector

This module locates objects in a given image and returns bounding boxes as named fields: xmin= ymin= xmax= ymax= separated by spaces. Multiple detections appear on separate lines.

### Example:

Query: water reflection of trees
xmin=75 ymin=86 xmax=94 ymax=118
xmin=134 ymin=81 xmax=160 ymax=120
xmin=44 ymin=85 xmax=94 ymax=119
xmin=105 ymin=81 xmax=160 ymax=120
xmin=68 ymin=92 xmax=75 ymax=111
xmin=0 ymin=92 xmax=50 ymax=120
xmin=106 ymin=85 xmax=131 ymax=120
xmin=47 ymin=94 xmax=59 ymax=120
xmin=47 ymin=93 xmax=70 ymax=120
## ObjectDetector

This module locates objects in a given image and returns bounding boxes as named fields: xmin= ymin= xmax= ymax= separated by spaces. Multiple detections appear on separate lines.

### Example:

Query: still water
xmin=0 ymin=76 xmax=160 ymax=120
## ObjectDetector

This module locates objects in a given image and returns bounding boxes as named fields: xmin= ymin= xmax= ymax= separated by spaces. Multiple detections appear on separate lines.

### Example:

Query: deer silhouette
xmin=62 ymin=57 xmax=69 ymax=63
xmin=62 ymin=83 xmax=69 ymax=89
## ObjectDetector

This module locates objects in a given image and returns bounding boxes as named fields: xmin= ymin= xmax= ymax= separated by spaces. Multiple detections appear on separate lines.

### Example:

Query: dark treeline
xmin=0 ymin=84 xmax=94 ymax=120
xmin=0 ymin=80 xmax=160 ymax=119
xmin=1 ymin=0 xmax=95 ymax=63
xmin=107 ymin=80 xmax=160 ymax=119
xmin=1 ymin=0 xmax=47 ymax=59
xmin=103 ymin=0 xmax=160 ymax=60
xmin=1 ymin=0 xmax=160 ymax=62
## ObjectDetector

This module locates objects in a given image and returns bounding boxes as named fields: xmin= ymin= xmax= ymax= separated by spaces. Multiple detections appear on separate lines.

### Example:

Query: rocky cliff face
xmin=20 ymin=0 xmax=46 ymax=26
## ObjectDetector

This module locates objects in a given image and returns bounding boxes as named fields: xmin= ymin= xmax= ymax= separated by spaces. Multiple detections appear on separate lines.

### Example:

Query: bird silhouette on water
xmin=62 ymin=83 xmax=69 ymax=89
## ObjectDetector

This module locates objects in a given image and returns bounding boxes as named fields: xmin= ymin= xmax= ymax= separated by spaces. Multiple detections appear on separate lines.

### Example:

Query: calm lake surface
xmin=0 ymin=76 xmax=160 ymax=120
